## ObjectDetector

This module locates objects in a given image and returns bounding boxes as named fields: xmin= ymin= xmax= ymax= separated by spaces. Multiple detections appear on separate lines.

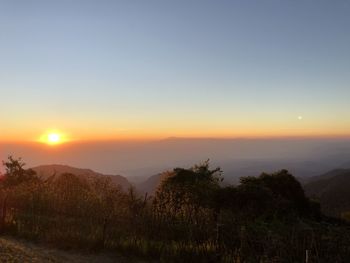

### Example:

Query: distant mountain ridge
xmin=136 ymin=173 xmax=167 ymax=195
xmin=31 ymin=164 xmax=131 ymax=190
xmin=304 ymin=168 xmax=350 ymax=218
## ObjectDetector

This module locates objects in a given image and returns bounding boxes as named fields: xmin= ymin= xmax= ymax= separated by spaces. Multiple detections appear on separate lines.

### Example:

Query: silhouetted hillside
xmin=32 ymin=164 xmax=131 ymax=190
xmin=136 ymin=173 xmax=169 ymax=194
xmin=304 ymin=169 xmax=350 ymax=218
xmin=1 ymin=157 xmax=349 ymax=262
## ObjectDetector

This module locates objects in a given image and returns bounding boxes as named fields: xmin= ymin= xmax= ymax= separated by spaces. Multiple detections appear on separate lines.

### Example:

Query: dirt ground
xmin=0 ymin=236 xmax=150 ymax=263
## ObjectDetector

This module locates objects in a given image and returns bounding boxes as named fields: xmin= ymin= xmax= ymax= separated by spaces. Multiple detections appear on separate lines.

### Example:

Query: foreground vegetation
xmin=0 ymin=157 xmax=349 ymax=262
xmin=0 ymin=235 xmax=137 ymax=263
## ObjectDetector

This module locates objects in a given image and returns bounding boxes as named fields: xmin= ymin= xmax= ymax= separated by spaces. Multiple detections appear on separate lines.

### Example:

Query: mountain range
xmin=30 ymin=163 xmax=350 ymax=221
xmin=32 ymin=164 xmax=131 ymax=190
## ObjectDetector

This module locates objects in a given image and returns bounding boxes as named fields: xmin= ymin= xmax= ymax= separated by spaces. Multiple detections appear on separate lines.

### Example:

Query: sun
xmin=39 ymin=131 xmax=67 ymax=145
xmin=48 ymin=133 xmax=61 ymax=144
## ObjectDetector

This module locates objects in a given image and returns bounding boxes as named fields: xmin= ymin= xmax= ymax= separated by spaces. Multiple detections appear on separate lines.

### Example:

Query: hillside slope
xmin=304 ymin=169 xmax=350 ymax=217
xmin=32 ymin=165 xmax=131 ymax=190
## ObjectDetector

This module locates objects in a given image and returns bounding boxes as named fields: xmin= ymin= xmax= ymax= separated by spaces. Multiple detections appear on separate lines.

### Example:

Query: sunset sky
xmin=1 ymin=1 xmax=350 ymax=143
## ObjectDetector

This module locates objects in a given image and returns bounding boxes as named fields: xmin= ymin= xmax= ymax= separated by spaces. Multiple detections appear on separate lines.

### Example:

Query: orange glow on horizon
xmin=38 ymin=131 xmax=70 ymax=146
xmin=1 ymin=123 xmax=350 ymax=144
xmin=31 ymin=130 xmax=350 ymax=144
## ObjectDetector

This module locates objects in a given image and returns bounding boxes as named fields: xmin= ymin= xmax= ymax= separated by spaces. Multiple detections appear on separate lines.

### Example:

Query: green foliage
xmin=236 ymin=170 xmax=313 ymax=218
xmin=153 ymin=160 xmax=222 ymax=221
xmin=0 ymin=157 xmax=349 ymax=262
xmin=2 ymin=156 xmax=38 ymax=187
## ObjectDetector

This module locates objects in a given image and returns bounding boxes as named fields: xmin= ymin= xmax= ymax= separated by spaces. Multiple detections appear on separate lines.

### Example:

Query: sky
xmin=1 ymin=0 xmax=350 ymax=142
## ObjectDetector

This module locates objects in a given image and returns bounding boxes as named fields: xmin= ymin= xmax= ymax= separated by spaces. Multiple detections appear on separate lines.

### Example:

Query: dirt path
xmin=0 ymin=236 xmax=149 ymax=263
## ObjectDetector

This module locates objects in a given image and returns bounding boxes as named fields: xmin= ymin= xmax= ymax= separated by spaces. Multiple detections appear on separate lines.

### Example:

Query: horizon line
xmin=1 ymin=134 xmax=350 ymax=144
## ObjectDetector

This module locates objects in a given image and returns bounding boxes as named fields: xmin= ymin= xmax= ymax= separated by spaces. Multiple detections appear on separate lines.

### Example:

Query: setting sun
xmin=39 ymin=131 xmax=68 ymax=145
xmin=48 ymin=133 xmax=61 ymax=144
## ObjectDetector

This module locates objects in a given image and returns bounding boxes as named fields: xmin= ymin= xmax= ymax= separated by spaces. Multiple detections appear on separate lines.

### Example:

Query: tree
xmin=2 ymin=156 xmax=37 ymax=187
xmin=237 ymin=170 xmax=312 ymax=218
xmin=154 ymin=160 xmax=222 ymax=220
xmin=0 ymin=156 xmax=39 ymax=231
